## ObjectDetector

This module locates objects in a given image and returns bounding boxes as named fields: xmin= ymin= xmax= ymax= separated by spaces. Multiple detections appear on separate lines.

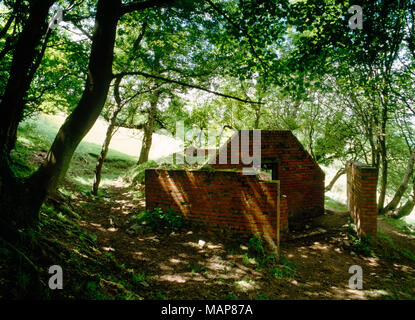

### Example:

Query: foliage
xmin=136 ymin=208 xmax=183 ymax=231
xmin=346 ymin=223 xmax=374 ymax=256
xmin=247 ymin=235 xmax=266 ymax=259
xmin=127 ymin=160 xmax=158 ymax=185
xmin=246 ymin=235 xmax=297 ymax=279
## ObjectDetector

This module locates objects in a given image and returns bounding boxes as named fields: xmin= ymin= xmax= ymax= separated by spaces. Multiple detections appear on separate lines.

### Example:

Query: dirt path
xmin=75 ymin=180 xmax=415 ymax=300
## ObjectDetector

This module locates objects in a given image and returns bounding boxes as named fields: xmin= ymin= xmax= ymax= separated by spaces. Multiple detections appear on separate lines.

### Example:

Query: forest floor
xmin=67 ymin=177 xmax=415 ymax=300
xmin=1 ymin=115 xmax=415 ymax=300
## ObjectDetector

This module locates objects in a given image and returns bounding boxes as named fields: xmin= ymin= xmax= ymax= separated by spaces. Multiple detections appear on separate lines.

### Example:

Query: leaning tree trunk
xmin=92 ymin=105 xmax=122 ymax=195
xmin=382 ymin=148 xmax=415 ymax=214
xmin=92 ymin=78 xmax=124 ymax=195
xmin=137 ymin=90 xmax=160 ymax=164
xmin=0 ymin=0 xmax=121 ymax=239
xmin=325 ymin=167 xmax=346 ymax=192
xmin=392 ymin=177 xmax=415 ymax=219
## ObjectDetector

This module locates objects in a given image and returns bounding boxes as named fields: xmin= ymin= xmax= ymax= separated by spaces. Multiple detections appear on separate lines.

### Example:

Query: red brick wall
xmin=346 ymin=161 xmax=378 ymax=239
xmin=145 ymin=169 xmax=288 ymax=239
xmin=210 ymin=130 xmax=325 ymax=225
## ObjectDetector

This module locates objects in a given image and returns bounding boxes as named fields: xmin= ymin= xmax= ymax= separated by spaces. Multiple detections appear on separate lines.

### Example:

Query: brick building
xmin=145 ymin=130 xmax=325 ymax=239
xmin=209 ymin=130 xmax=325 ymax=226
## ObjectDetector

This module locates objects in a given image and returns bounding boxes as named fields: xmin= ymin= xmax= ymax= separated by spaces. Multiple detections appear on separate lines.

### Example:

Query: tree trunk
xmin=0 ymin=0 xmax=55 ymax=240
xmin=392 ymin=177 xmax=415 ymax=219
xmin=377 ymin=105 xmax=388 ymax=213
xmin=382 ymin=148 xmax=415 ymax=214
xmin=0 ymin=0 xmax=121 ymax=237
xmin=92 ymin=77 xmax=124 ymax=195
xmin=325 ymin=167 xmax=346 ymax=192
xmin=138 ymin=90 xmax=160 ymax=164
xmin=92 ymin=122 xmax=115 ymax=196
xmin=0 ymin=0 xmax=55 ymax=157
xmin=377 ymin=147 xmax=388 ymax=212
xmin=254 ymin=101 xmax=262 ymax=129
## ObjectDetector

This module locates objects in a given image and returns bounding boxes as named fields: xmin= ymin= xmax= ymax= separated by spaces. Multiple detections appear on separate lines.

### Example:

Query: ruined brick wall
xmin=145 ymin=169 xmax=288 ymax=239
xmin=346 ymin=161 xmax=378 ymax=238
xmin=210 ymin=130 xmax=325 ymax=225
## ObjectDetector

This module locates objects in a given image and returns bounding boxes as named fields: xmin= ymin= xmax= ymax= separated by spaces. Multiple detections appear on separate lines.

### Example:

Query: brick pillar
xmin=346 ymin=161 xmax=378 ymax=239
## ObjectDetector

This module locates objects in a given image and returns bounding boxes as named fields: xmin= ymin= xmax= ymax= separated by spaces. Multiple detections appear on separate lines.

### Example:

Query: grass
xmin=382 ymin=216 xmax=415 ymax=235
xmin=270 ymin=256 xmax=297 ymax=280
xmin=225 ymin=292 xmax=239 ymax=300
xmin=377 ymin=230 xmax=415 ymax=262
xmin=345 ymin=222 xmax=415 ymax=262
xmin=14 ymin=114 xmax=138 ymax=197
xmin=324 ymin=195 xmax=348 ymax=212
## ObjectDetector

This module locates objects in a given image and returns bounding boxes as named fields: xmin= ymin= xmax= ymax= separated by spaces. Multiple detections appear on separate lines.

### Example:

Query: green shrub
xmin=272 ymin=256 xmax=297 ymax=279
xmin=136 ymin=208 xmax=183 ymax=231
xmin=132 ymin=272 xmax=150 ymax=284
xmin=248 ymin=235 xmax=265 ymax=259
xmin=347 ymin=222 xmax=374 ymax=255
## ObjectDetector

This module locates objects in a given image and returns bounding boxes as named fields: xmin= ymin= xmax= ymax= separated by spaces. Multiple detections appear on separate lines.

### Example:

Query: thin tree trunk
xmin=138 ymin=90 xmax=160 ymax=164
xmin=92 ymin=117 xmax=117 ymax=195
xmin=377 ymin=105 xmax=388 ymax=213
xmin=325 ymin=167 xmax=346 ymax=192
xmin=254 ymin=101 xmax=262 ymax=129
xmin=382 ymin=148 xmax=415 ymax=214
xmin=377 ymin=147 xmax=388 ymax=212
xmin=92 ymin=78 xmax=123 ymax=195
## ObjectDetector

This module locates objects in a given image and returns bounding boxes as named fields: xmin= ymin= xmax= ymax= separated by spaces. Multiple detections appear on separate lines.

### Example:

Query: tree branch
xmin=0 ymin=14 xmax=14 ymax=40
xmin=120 ymin=0 xmax=176 ymax=16
xmin=113 ymin=71 xmax=264 ymax=104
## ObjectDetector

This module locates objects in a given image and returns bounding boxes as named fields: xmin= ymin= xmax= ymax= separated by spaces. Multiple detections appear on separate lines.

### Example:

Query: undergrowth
xmin=346 ymin=219 xmax=415 ymax=262
xmin=245 ymin=235 xmax=297 ymax=280
xmin=0 ymin=201 xmax=145 ymax=299
xmin=135 ymin=208 xmax=183 ymax=231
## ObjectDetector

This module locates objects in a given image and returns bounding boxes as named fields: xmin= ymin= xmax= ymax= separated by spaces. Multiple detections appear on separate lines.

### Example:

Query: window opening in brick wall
xmin=261 ymin=158 xmax=280 ymax=181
